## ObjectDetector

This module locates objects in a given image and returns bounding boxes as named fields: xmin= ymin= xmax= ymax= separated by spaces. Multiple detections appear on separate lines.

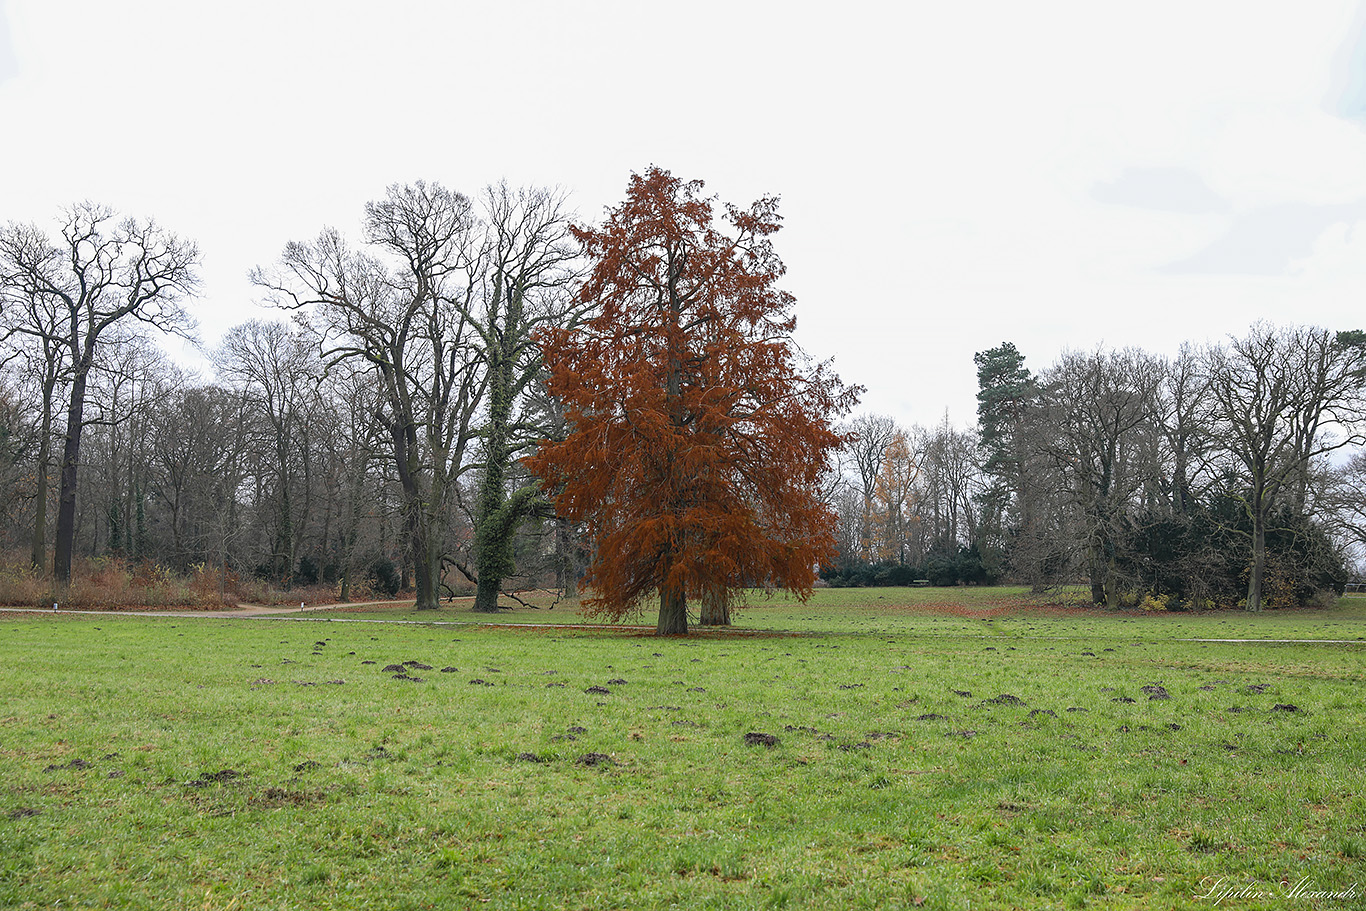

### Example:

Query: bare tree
xmin=1322 ymin=451 xmax=1366 ymax=567
xmin=1 ymin=223 xmax=70 ymax=569
xmin=216 ymin=320 xmax=325 ymax=585
xmin=1152 ymin=344 xmax=1216 ymax=518
xmin=1207 ymin=324 xmax=1366 ymax=611
xmin=843 ymin=413 xmax=897 ymax=563
xmin=146 ymin=378 xmax=251 ymax=569
xmin=918 ymin=414 xmax=985 ymax=558
xmin=316 ymin=361 xmax=385 ymax=601
xmin=1034 ymin=348 xmax=1162 ymax=606
xmin=254 ymin=182 xmax=484 ymax=610
xmin=0 ymin=374 xmax=35 ymax=536
xmin=0 ymin=204 xmax=198 ymax=582
xmin=82 ymin=334 xmax=168 ymax=561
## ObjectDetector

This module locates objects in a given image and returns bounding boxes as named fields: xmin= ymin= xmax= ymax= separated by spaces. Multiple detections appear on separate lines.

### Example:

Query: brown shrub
xmin=0 ymin=553 xmax=51 ymax=606
xmin=0 ymin=551 xmax=345 ymax=610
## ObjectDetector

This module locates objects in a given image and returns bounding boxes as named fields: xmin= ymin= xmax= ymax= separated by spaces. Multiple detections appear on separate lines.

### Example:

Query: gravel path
xmin=0 ymin=599 xmax=427 ymax=619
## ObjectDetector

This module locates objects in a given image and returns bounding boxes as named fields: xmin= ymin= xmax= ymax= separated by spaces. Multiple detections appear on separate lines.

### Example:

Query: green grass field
xmin=2 ymin=588 xmax=1363 ymax=909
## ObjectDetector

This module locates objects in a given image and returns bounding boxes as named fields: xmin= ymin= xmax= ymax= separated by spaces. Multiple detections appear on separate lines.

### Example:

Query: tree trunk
xmin=275 ymin=468 xmax=294 ymax=588
xmin=391 ymin=407 xmax=439 ymax=610
xmin=1247 ymin=512 xmax=1266 ymax=612
xmin=52 ymin=368 xmax=90 ymax=585
xmin=1104 ymin=561 xmax=1120 ymax=609
xmin=134 ymin=489 xmax=148 ymax=560
xmin=473 ymin=278 xmax=517 ymax=614
xmin=470 ymin=419 xmax=510 ymax=614
xmin=30 ymin=383 xmax=55 ymax=571
xmin=412 ymin=534 xmax=440 ymax=611
xmin=473 ymin=573 xmax=501 ymax=612
xmin=654 ymin=251 xmax=691 ymax=639
xmin=401 ymin=478 xmax=439 ymax=610
xmin=699 ymin=585 xmax=730 ymax=626
xmin=340 ymin=505 xmax=360 ymax=606
xmin=1089 ymin=572 xmax=1106 ymax=605
xmin=1086 ymin=534 xmax=1106 ymax=605
xmin=555 ymin=518 xmax=577 ymax=597
xmin=337 ymin=471 xmax=364 ymax=603
xmin=657 ymin=582 xmax=688 ymax=635
xmin=30 ymin=457 xmax=49 ymax=573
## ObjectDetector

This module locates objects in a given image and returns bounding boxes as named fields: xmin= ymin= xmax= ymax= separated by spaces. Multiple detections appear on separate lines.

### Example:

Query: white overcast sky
xmin=4 ymin=1 xmax=1366 ymax=430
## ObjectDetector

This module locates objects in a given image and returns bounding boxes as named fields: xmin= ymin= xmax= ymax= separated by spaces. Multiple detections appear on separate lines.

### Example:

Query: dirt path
xmin=0 ymin=598 xmax=434 ymax=620
xmin=0 ymin=602 xmax=667 ymax=633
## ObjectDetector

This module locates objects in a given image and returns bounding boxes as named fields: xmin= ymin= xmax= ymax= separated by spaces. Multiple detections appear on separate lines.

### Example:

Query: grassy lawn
xmin=307 ymin=585 xmax=1366 ymax=640
xmin=1 ymin=590 xmax=1363 ymax=909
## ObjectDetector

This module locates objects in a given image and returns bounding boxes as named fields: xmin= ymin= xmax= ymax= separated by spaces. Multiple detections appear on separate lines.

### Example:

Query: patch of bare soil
xmin=982 ymin=693 xmax=1027 ymax=707
xmin=251 ymin=787 xmax=327 ymax=808
xmin=185 ymin=769 xmax=242 ymax=788
xmin=43 ymin=758 xmax=92 ymax=772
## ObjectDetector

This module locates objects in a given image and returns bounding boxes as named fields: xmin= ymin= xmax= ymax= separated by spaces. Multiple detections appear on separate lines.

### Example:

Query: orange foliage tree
xmin=525 ymin=167 xmax=859 ymax=635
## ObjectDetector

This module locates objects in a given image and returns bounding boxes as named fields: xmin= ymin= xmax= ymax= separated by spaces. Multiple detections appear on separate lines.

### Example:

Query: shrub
xmin=296 ymin=555 xmax=321 ymax=587
xmin=0 ymin=553 xmax=51 ymax=606
xmin=367 ymin=557 xmax=401 ymax=597
xmin=924 ymin=556 xmax=956 ymax=587
xmin=1116 ymin=502 xmax=1347 ymax=609
xmin=1139 ymin=592 xmax=1170 ymax=612
xmin=0 ymin=551 xmax=347 ymax=609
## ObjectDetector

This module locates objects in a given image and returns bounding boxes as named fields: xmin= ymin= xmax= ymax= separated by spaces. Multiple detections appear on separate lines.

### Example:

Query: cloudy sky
xmin=3 ymin=1 xmax=1366 ymax=429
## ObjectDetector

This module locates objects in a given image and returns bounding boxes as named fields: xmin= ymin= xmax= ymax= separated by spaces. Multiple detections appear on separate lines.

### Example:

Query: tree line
xmin=3 ymin=180 xmax=1363 ymax=617
xmin=0 ymin=184 xmax=585 ymax=611
xmin=0 ymin=170 xmax=852 ymax=632
xmin=825 ymin=329 xmax=1366 ymax=611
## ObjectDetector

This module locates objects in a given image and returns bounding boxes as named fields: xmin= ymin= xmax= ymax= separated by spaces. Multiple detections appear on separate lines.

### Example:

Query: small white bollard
xmin=52 ymin=602 xmax=58 ymax=612
xmin=300 ymin=601 xmax=305 ymax=611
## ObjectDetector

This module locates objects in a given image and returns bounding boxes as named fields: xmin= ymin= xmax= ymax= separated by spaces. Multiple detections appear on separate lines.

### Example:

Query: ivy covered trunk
xmin=472 ymin=276 xmax=522 ymax=614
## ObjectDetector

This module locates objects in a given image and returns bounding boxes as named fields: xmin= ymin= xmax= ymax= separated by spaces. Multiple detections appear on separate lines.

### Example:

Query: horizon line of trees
xmin=824 ymin=327 xmax=1366 ymax=611
xmin=4 ymin=194 xmax=1366 ymax=614
xmin=0 ymin=187 xmax=585 ymax=610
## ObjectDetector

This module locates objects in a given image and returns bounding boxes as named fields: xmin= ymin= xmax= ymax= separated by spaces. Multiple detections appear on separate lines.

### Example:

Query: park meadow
xmin=2 ymin=587 xmax=1363 ymax=910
